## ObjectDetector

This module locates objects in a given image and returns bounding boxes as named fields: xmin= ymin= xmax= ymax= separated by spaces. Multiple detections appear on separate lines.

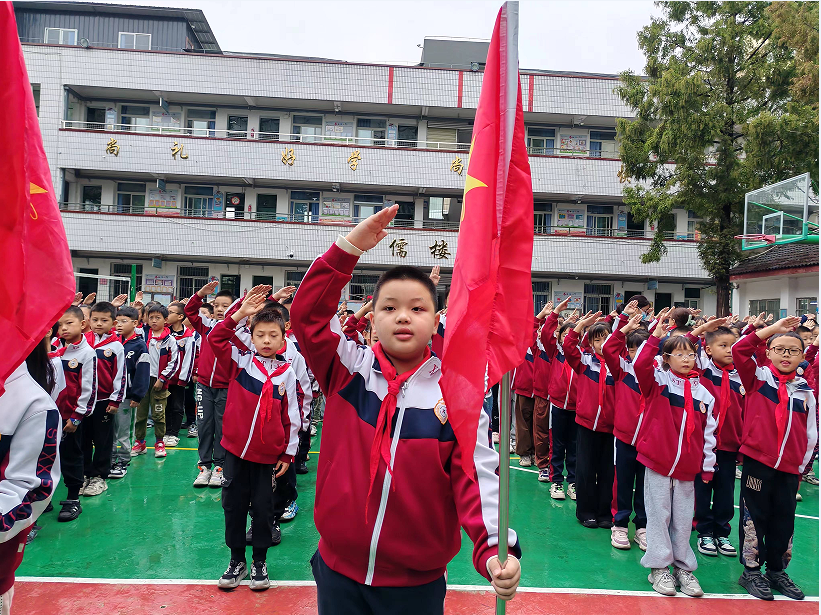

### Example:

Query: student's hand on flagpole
xmin=429 ymin=265 xmax=441 ymax=286
xmin=621 ymin=312 xmax=644 ymax=334
xmin=82 ymin=292 xmax=97 ymax=305
xmin=273 ymin=286 xmax=297 ymax=302
xmin=488 ymin=555 xmax=520 ymax=601
xmin=197 ymin=280 xmax=219 ymax=298
xmin=275 ymin=460 xmax=290 ymax=478
xmin=344 ymin=204 xmax=399 ymax=252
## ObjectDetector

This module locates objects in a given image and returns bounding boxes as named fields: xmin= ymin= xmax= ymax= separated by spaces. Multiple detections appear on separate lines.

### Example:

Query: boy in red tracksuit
xmin=210 ymin=292 xmax=300 ymax=592
xmin=292 ymin=207 xmax=521 ymax=614
xmin=343 ymin=300 xmax=371 ymax=344
xmin=165 ymin=301 xmax=198 ymax=448
xmin=563 ymin=311 xmax=615 ymax=530
xmin=541 ymin=297 xmax=579 ymax=500
xmin=733 ymin=317 xmax=817 ymax=601
xmin=685 ymin=320 xmax=744 ymax=559
xmin=601 ymin=308 xmax=649 ymax=551
xmin=533 ymin=303 xmax=553 ymax=483
xmin=633 ymin=307 xmax=717 ymax=598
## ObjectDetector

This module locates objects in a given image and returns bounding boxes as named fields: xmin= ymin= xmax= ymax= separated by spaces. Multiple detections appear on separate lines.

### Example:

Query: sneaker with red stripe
xmin=155 ymin=441 xmax=167 ymax=458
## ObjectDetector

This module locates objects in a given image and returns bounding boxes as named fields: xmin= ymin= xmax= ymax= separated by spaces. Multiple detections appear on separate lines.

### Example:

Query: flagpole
xmin=496 ymin=370 xmax=511 ymax=614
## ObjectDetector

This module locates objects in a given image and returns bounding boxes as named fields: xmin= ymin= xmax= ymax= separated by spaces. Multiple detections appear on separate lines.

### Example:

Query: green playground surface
xmin=20 ymin=426 xmax=819 ymax=596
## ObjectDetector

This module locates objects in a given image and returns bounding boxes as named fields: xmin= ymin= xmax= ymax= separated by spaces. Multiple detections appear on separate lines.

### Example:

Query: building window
xmin=290 ymin=190 xmax=320 ymax=222
xmin=111 ymin=263 xmax=143 ymax=296
xmin=183 ymin=186 xmax=214 ymax=217
xmin=121 ymin=105 xmax=151 ymax=132
xmin=584 ymin=284 xmax=612 ymax=314
xmin=256 ymin=194 xmax=278 ymax=220
xmin=797 ymin=297 xmax=818 ymax=315
xmin=349 ymin=274 xmax=379 ymax=301
xmin=227 ymin=115 xmax=248 ymax=139
xmin=77 ymin=268 xmax=98 ymax=297
xmin=31 ymin=84 xmax=40 ymax=116
xmin=589 ymin=130 xmax=617 ymax=157
xmin=292 ymin=115 xmax=323 ymax=142
xmin=533 ymin=281 xmax=551 ymax=314
xmin=356 ymin=118 xmax=387 ymax=146
xmin=393 ymin=201 xmax=415 ymax=227
xmin=220 ymin=275 xmax=240 ymax=298
xmin=44 ymin=28 xmax=77 ymax=45
xmin=178 ymin=267 xmax=210 ymax=300
xmin=116 ymin=182 xmax=146 ymax=214
xmin=687 ymin=210 xmax=702 ymax=239
xmin=684 ymin=287 xmax=701 ymax=310
xmin=86 ymin=107 xmax=106 ymax=129
xmin=118 ymin=32 xmax=152 ymax=50
xmin=749 ymin=299 xmax=780 ymax=316
xmin=285 ymin=271 xmax=305 ymax=290
xmin=259 ymin=117 xmax=280 ymax=141
xmin=82 ymin=185 xmax=102 ymax=211
xmin=252 ymin=275 xmax=274 ymax=288
xmin=586 ymin=205 xmax=614 ymax=236
xmin=354 ymin=194 xmax=383 ymax=220
xmin=534 ymin=201 xmax=552 ymax=234
xmin=397 ymin=125 xmax=418 ymax=148
xmin=626 ymin=212 xmax=645 ymax=237
xmin=526 ymin=127 xmax=555 ymax=155
xmin=658 ymin=213 xmax=677 ymax=238
xmin=186 ymin=109 xmax=216 ymax=137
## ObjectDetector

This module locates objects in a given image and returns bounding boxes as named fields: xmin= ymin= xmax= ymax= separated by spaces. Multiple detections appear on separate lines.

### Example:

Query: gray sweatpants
xmin=640 ymin=467 xmax=698 ymax=571
xmin=197 ymin=383 xmax=227 ymax=469
xmin=111 ymin=399 xmax=136 ymax=466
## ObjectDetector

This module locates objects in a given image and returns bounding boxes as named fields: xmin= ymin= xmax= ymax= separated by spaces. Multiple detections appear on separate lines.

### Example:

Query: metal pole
xmin=496 ymin=371 xmax=511 ymax=614
xmin=130 ymin=264 xmax=137 ymax=302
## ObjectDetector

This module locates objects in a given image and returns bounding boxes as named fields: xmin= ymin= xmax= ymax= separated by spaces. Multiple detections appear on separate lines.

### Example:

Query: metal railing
xmin=59 ymin=203 xmax=694 ymax=239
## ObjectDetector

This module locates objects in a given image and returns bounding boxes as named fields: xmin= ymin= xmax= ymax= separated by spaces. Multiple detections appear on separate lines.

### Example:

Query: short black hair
xmin=796 ymin=325 xmax=812 ymax=335
xmin=372 ymin=266 xmax=437 ymax=308
xmin=345 ymin=309 xmax=355 ymax=316
xmin=79 ymin=304 xmax=91 ymax=313
xmin=63 ymin=305 xmax=85 ymax=321
xmin=669 ymin=308 xmax=692 ymax=329
xmin=587 ymin=322 xmax=611 ymax=341
xmin=168 ymin=301 xmax=186 ymax=313
xmin=631 ymin=295 xmax=651 ymax=309
xmin=117 ymin=306 xmax=140 ymax=321
xmin=90 ymin=301 xmax=117 ymax=320
xmin=768 ymin=332 xmax=805 ymax=350
xmin=660 ymin=335 xmax=697 ymax=370
xmin=250 ymin=309 xmax=286 ymax=335
xmin=705 ymin=326 xmax=736 ymax=345
xmin=200 ymin=302 xmax=214 ymax=315
xmin=215 ymin=290 xmax=235 ymax=302
xmin=626 ymin=329 xmax=649 ymax=349
xmin=558 ymin=321 xmax=575 ymax=340
xmin=280 ymin=292 xmax=295 ymax=306
xmin=264 ymin=301 xmax=290 ymax=322
xmin=146 ymin=304 xmax=169 ymax=319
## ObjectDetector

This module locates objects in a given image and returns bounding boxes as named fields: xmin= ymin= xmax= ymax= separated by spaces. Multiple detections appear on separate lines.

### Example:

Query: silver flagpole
xmin=496 ymin=370 xmax=511 ymax=614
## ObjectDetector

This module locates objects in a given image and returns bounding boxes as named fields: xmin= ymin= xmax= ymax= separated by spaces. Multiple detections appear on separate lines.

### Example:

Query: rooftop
xmin=730 ymin=243 xmax=820 ymax=276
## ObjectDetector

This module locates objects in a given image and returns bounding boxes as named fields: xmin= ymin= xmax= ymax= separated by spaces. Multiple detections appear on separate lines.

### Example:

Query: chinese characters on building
xmin=450 ymin=157 xmax=463 ymax=175
xmin=171 ymin=141 xmax=188 ymax=159
xmin=347 ymin=149 xmax=362 ymax=171
xmin=105 ymin=138 xmax=120 ymax=156
xmin=387 ymin=238 xmax=451 ymax=260
xmin=429 ymin=240 xmax=451 ymax=259
xmin=389 ymin=238 xmax=408 ymax=258
xmin=281 ymin=147 xmax=296 ymax=166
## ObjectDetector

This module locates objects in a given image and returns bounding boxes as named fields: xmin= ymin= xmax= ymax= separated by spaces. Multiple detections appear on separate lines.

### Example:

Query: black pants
xmin=574 ymin=424 xmax=614 ymax=525
xmin=60 ymin=423 xmax=84 ymax=500
xmin=296 ymin=429 xmax=311 ymax=464
xmin=222 ymin=451 xmax=276 ymax=557
xmin=82 ymin=400 xmax=114 ymax=479
xmin=273 ymin=464 xmax=297 ymax=518
xmin=550 ymin=404 xmax=577 ymax=485
xmin=695 ymin=448 xmax=736 ymax=538
xmin=311 ymin=550 xmax=446 ymax=615
xmin=491 ymin=383 xmax=500 ymax=432
xmin=738 ymin=455 xmax=799 ymax=572
xmin=183 ymin=382 xmax=196 ymax=426
xmin=166 ymin=384 xmax=186 ymax=437
xmin=614 ymin=438 xmax=646 ymax=529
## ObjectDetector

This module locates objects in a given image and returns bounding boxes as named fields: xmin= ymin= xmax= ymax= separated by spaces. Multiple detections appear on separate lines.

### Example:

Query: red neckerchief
xmin=49 ymin=338 xmax=82 ymax=358
xmin=86 ymin=331 xmax=120 ymax=349
xmin=149 ymin=327 xmax=171 ymax=342
xmin=122 ymin=332 xmax=138 ymax=344
xmin=715 ymin=362 xmax=734 ymax=441
xmin=672 ymin=369 xmax=700 ymax=446
xmin=768 ymin=365 xmax=796 ymax=445
xmin=252 ymin=356 xmax=290 ymax=443
xmin=595 ymin=354 xmax=607 ymax=412
xmin=367 ymin=342 xmax=431 ymax=519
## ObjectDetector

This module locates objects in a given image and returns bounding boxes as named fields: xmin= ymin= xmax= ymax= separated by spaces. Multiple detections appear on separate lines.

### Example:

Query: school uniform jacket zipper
xmin=668 ymin=407 xmax=687 ymax=477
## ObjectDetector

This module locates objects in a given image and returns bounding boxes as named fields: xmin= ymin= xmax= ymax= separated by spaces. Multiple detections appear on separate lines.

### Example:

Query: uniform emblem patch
xmin=68 ymin=359 xmax=78 ymax=369
xmin=103 ymin=349 xmax=112 ymax=357
xmin=797 ymin=367 xmax=804 ymax=376
xmin=699 ymin=401 xmax=707 ymax=414
xmin=278 ymin=382 xmax=286 ymax=396
xmin=739 ymin=385 xmax=745 ymax=396
xmin=434 ymin=398 xmax=448 ymax=425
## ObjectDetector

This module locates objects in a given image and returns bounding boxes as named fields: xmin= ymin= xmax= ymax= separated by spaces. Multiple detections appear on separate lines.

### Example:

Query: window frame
xmin=227 ymin=115 xmax=249 ymax=139
xmin=292 ymin=115 xmax=323 ymax=142
xmin=258 ymin=117 xmax=280 ymax=141
xmin=177 ymin=266 xmax=210 ymax=300
xmin=349 ymin=273 xmax=380 ymax=301
xmin=356 ymin=117 xmax=388 ymax=146
xmin=526 ymin=126 xmax=556 ymax=155
xmin=118 ymin=32 xmax=152 ymax=50
xmin=749 ymin=299 xmax=780 ymax=316
xmin=797 ymin=297 xmax=818 ymax=315
xmin=116 ymin=182 xmax=146 ymax=215
xmin=583 ymin=283 xmax=613 ymax=314
xmin=44 ymin=27 xmax=77 ymax=45
xmin=110 ymin=263 xmax=143 ymax=297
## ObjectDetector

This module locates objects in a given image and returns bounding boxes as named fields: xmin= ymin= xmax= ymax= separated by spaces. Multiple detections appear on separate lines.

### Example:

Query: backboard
xmin=742 ymin=173 xmax=819 ymax=250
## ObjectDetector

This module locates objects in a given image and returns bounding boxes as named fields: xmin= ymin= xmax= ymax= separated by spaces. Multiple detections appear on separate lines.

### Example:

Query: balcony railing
xmin=59 ymin=202 xmax=695 ymax=240
xmin=60 ymin=121 xmax=620 ymax=158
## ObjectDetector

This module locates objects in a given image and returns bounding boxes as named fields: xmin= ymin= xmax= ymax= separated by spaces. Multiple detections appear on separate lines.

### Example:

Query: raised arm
xmin=184 ymin=280 xmax=219 ymax=336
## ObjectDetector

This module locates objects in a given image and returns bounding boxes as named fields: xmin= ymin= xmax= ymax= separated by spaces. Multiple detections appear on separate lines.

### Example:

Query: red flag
xmin=440 ymin=2 xmax=533 ymax=478
xmin=0 ymin=4 xmax=75 ymax=393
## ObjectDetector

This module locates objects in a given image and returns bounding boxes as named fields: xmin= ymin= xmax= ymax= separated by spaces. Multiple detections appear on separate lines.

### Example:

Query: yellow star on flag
xmin=29 ymin=182 xmax=48 ymax=219
xmin=461 ymin=136 xmax=487 ymax=222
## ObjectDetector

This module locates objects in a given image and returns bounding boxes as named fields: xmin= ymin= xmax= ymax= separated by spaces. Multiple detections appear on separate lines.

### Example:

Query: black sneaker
xmin=217 ymin=559 xmax=247 ymax=590
xmin=245 ymin=526 xmax=253 ymax=545
xmin=44 ymin=502 xmax=53 ymax=513
xmin=271 ymin=522 xmax=281 ymax=546
xmin=57 ymin=500 xmax=82 ymax=522
xmin=249 ymin=561 xmax=270 ymax=591
xmin=739 ymin=569 xmax=774 ymax=600
xmin=766 ymin=570 xmax=805 ymax=600
xmin=295 ymin=460 xmax=309 ymax=474
xmin=597 ymin=518 xmax=612 ymax=529
xmin=580 ymin=518 xmax=598 ymax=529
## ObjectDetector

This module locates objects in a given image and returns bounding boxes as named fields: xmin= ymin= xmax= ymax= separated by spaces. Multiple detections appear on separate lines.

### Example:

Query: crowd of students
xmin=509 ymin=295 xmax=818 ymax=600
xmin=0 ymin=206 xmax=817 ymax=613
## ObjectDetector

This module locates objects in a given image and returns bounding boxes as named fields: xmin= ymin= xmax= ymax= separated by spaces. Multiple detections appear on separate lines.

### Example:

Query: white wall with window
xmin=534 ymin=201 xmax=552 ymax=234
xmin=586 ymin=205 xmax=614 ymax=236
xmin=118 ymin=32 xmax=151 ymax=50
xmin=120 ymin=105 xmax=151 ymax=131
xmin=44 ymin=28 xmax=76 ymax=45
xmin=353 ymin=194 xmax=383 ymax=220
xmin=526 ymin=126 xmax=555 ymax=155
xmin=532 ymin=281 xmax=551 ymax=313
xmin=290 ymin=190 xmax=321 ymax=222
xmin=116 ymin=182 xmax=146 ymax=214
xmin=589 ymin=130 xmax=617 ymax=157
xmin=732 ymin=272 xmax=819 ymax=318
xmin=584 ymin=283 xmax=612 ymax=313
xmin=292 ymin=115 xmax=323 ymax=142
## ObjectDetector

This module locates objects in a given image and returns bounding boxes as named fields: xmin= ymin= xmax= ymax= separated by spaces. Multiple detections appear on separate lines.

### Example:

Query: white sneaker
xmin=83 ymin=477 xmax=108 ymax=497
xmin=611 ymin=526 xmax=630 ymax=550
xmin=518 ymin=454 xmax=533 ymax=467
xmin=735 ymin=466 xmax=742 ymax=480
xmin=79 ymin=476 xmax=90 ymax=496
xmin=165 ymin=435 xmax=180 ymax=447
xmin=193 ymin=465 xmax=212 ymax=488
xmin=673 ymin=567 xmax=703 ymax=597
xmin=492 ymin=432 xmax=500 ymax=444
xmin=634 ymin=527 xmax=647 ymax=551
xmin=567 ymin=483 xmax=577 ymax=500
xmin=509 ymin=439 xmax=516 ymax=454
xmin=209 ymin=466 xmax=224 ymax=488
xmin=804 ymin=469 xmax=820 ymax=485
xmin=310 ymin=424 xmax=317 ymax=437
xmin=550 ymin=483 xmax=566 ymax=500
xmin=648 ymin=567 xmax=677 ymax=596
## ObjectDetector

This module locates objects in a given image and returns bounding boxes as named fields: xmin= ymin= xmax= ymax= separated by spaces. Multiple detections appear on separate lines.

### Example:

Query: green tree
xmin=616 ymin=1 xmax=819 ymax=315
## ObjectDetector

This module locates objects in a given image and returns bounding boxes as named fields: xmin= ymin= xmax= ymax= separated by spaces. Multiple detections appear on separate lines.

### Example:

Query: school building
xmin=17 ymin=0 xmax=720 ymax=313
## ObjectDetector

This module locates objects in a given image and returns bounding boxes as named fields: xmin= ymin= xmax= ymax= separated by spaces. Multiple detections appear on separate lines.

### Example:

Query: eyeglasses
xmin=769 ymin=346 xmax=803 ymax=357
xmin=664 ymin=352 xmax=696 ymax=360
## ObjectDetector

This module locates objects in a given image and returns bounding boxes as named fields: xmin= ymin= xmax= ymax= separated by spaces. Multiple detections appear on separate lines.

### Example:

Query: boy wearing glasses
xmin=732 ymin=317 xmax=817 ymax=601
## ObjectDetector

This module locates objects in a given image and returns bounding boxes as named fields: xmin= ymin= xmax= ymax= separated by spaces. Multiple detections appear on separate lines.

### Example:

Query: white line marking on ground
xmin=733 ymin=504 xmax=819 ymax=521
xmin=509 ymin=466 xmax=539 ymax=475
xmin=15 ymin=577 xmax=818 ymax=601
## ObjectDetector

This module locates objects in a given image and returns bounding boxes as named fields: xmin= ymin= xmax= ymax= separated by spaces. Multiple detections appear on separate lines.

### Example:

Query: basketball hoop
xmin=735 ymin=234 xmax=776 ymax=244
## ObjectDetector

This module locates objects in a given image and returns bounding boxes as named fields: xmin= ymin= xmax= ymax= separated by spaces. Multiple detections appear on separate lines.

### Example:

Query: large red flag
xmin=0 ymin=4 xmax=76 ymax=393
xmin=440 ymin=2 xmax=534 ymax=478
